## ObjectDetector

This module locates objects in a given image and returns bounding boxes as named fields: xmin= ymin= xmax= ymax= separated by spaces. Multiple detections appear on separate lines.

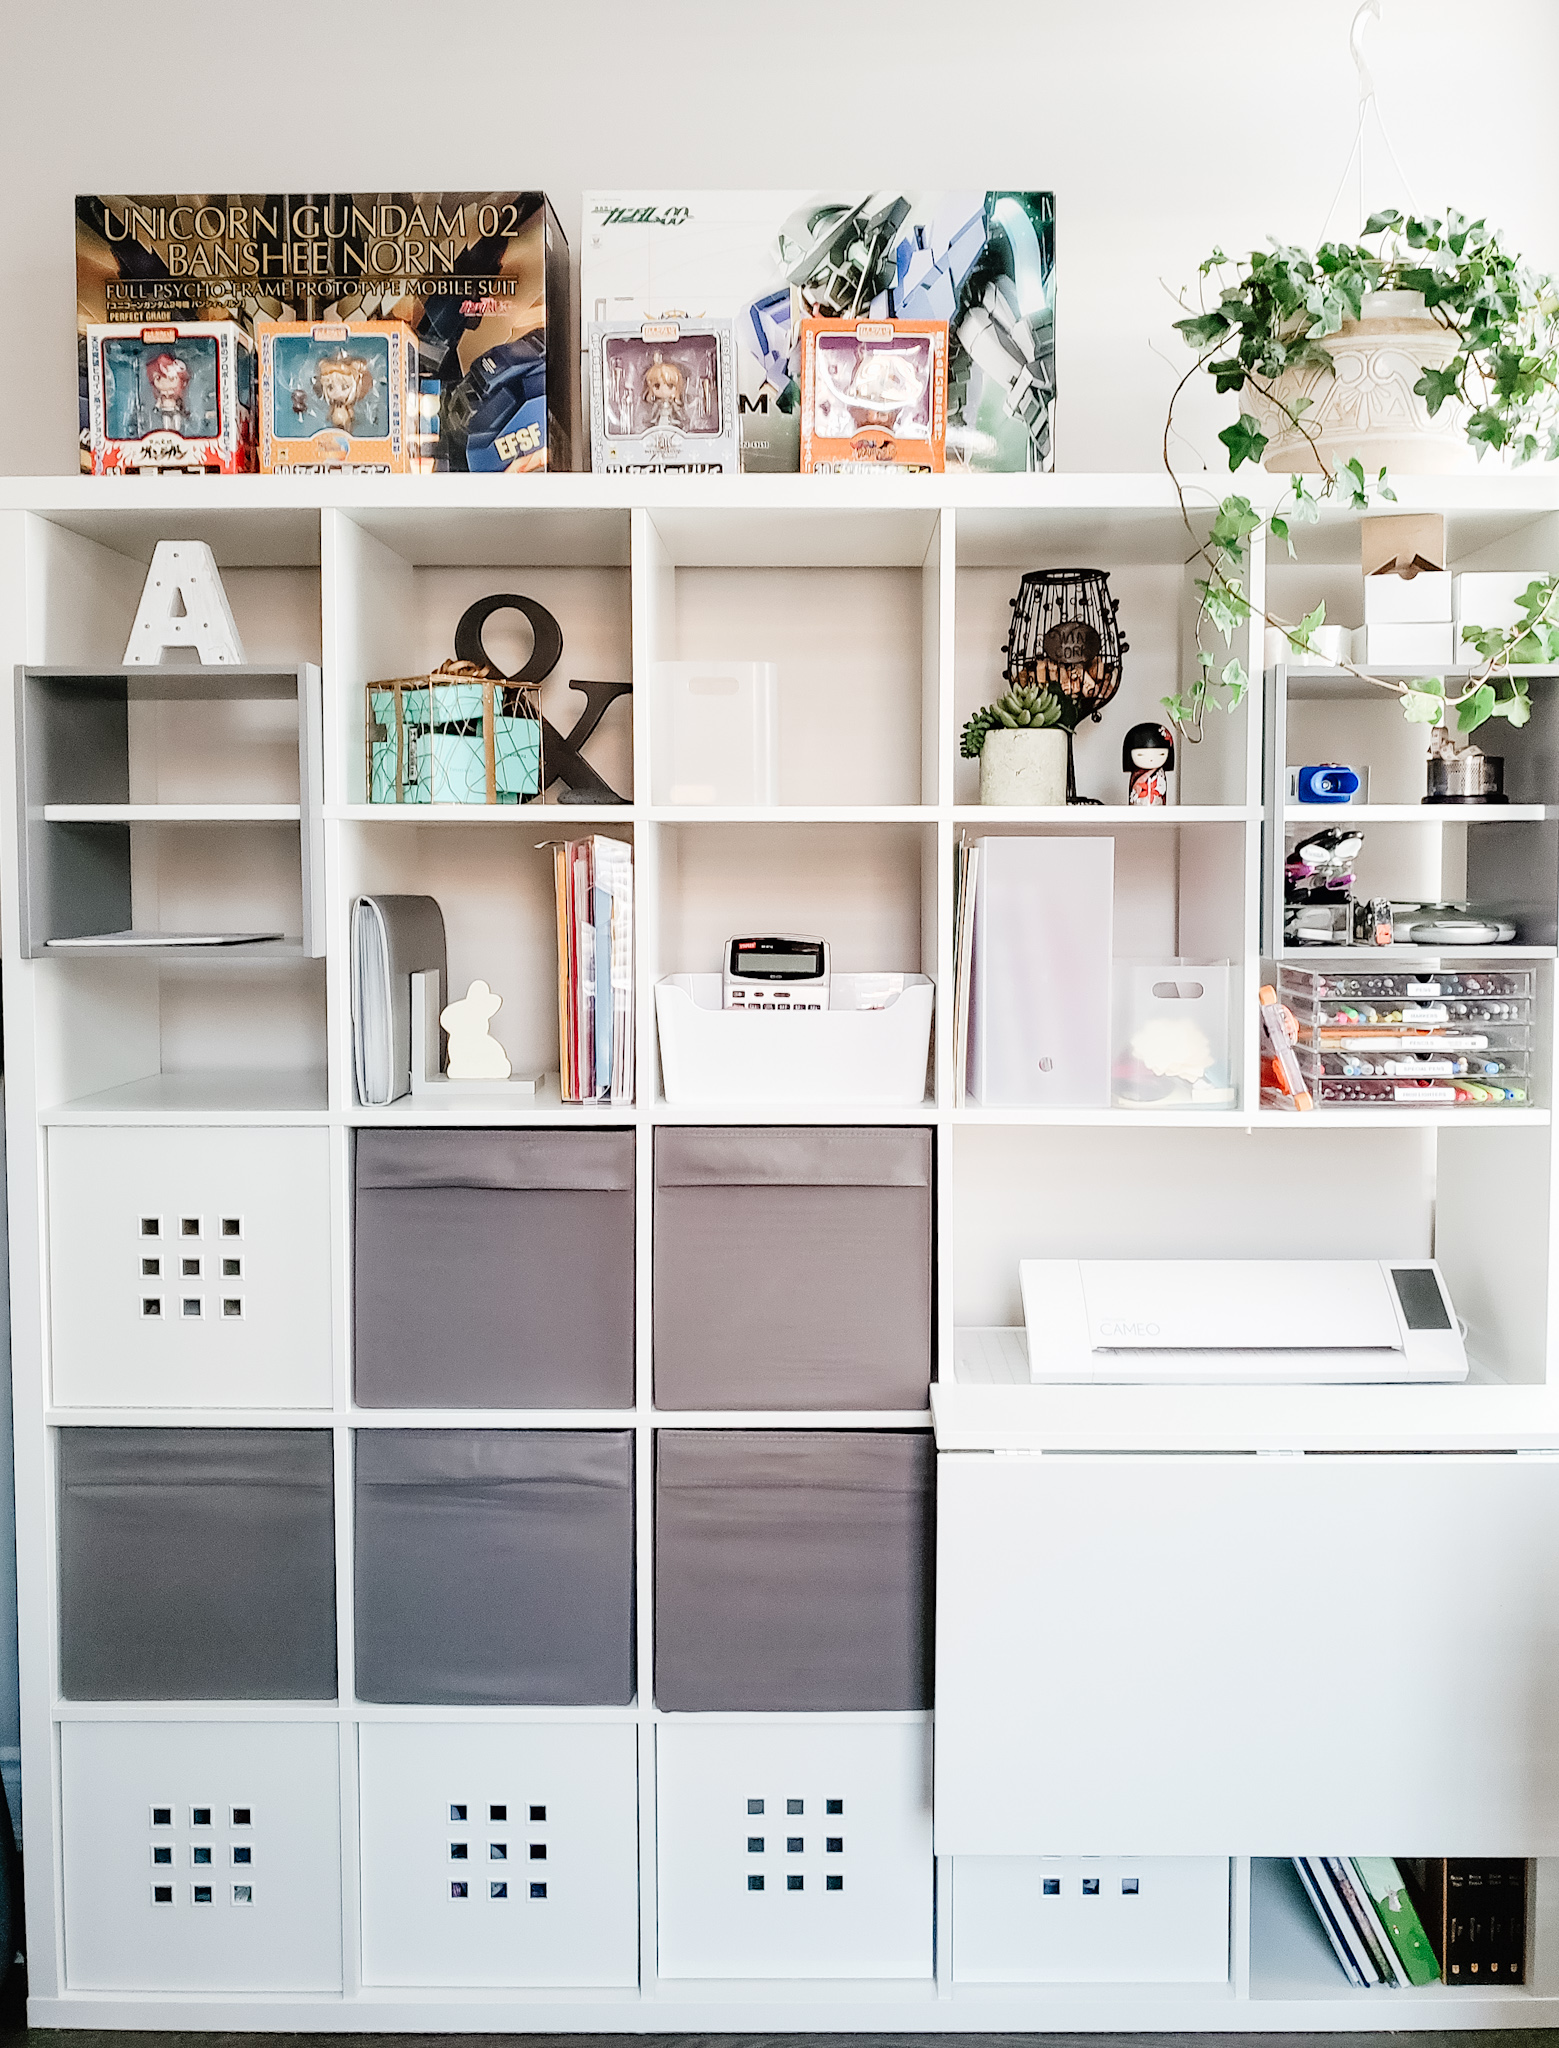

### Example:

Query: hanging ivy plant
xmin=1162 ymin=208 xmax=1559 ymax=741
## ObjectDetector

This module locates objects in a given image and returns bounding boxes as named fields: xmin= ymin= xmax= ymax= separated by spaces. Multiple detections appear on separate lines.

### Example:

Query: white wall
xmin=3 ymin=0 xmax=1557 ymax=478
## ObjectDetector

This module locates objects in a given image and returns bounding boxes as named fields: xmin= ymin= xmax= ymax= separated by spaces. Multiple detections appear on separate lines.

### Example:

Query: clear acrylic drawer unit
xmin=358 ymin=1722 xmax=640 ymax=1989
xmin=60 ymin=1720 xmax=342 ymax=1992
xmin=48 ymin=1125 xmax=333 ymax=1409
xmin=1277 ymin=965 xmax=1536 ymax=1107
xmin=655 ymin=1718 xmax=933 ymax=1981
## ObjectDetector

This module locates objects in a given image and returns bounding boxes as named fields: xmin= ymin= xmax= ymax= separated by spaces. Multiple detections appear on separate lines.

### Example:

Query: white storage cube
xmin=1361 ymin=621 xmax=1455 ymax=666
xmin=952 ymin=1855 xmax=1230 ymax=1984
xmin=1363 ymin=570 xmax=1452 ymax=623
xmin=61 ymin=1719 xmax=342 ymax=1991
xmin=655 ymin=974 xmax=933 ymax=1105
xmin=1456 ymin=570 xmax=1549 ymax=636
xmin=656 ymin=1718 xmax=932 ymax=1979
xmin=358 ymin=1721 xmax=639 ymax=1988
xmin=48 ymin=1126 xmax=332 ymax=1409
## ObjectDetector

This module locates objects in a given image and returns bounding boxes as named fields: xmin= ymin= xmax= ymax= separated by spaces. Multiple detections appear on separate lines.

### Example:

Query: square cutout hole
xmin=190 ymin=1807 xmax=211 ymax=1827
xmin=181 ymin=1218 xmax=201 ymax=1238
xmin=232 ymin=1884 xmax=253 ymax=1905
xmin=231 ymin=1807 xmax=251 ymax=1827
xmin=748 ymin=1874 xmax=764 ymax=1891
xmin=222 ymin=1257 xmax=242 ymax=1278
xmin=151 ymin=1846 xmax=172 ymax=1867
xmin=141 ymin=1258 xmax=160 ymax=1277
xmin=1043 ymin=1877 xmax=1061 ymax=1896
xmin=490 ymin=1804 xmax=506 ymax=1822
xmin=787 ymin=1874 xmax=804 ymax=1891
xmin=232 ymin=1846 xmax=252 ymax=1866
xmin=222 ymin=1217 xmax=243 ymax=1238
xmin=449 ymin=1804 xmax=467 ymax=1822
xmin=529 ymin=1882 xmax=547 ymax=1899
xmin=222 ymin=1298 xmax=243 ymax=1319
xmin=140 ymin=1217 xmax=160 ymax=1238
xmin=141 ymin=1298 xmax=162 ymax=1319
xmin=150 ymin=1806 xmax=172 ymax=1827
xmin=151 ymin=1884 xmax=173 ymax=1905
xmin=827 ymin=1874 xmax=843 ymax=1891
xmin=450 ymin=1881 xmax=468 ymax=1899
xmin=529 ymin=1804 xmax=545 ymax=1822
xmin=192 ymin=1885 xmax=213 ymax=1905
xmin=181 ymin=1298 xmax=202 ymax=1319
xmin=490 ymin=1881 xmax=507 ymax=1899
xmin=1083 ymin=1877 xmax=1101 ymax=1896
xmin=181 ymin=1257 xmax=201 ymax=1278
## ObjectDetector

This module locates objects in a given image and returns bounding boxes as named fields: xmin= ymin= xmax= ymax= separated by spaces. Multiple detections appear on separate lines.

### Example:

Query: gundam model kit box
xmin=580 ymin=190 xmax=1054 ymax=473
xmin=257 ymin=320 xmax=416 ymax=473
xmin=588 ymin=318 xmax=740 ymax=473
xmin=86 ymin=321 xmax=255 ymax=474
xmin=76 ymin=194 xmax=572 ymax=472
xmin=798 ymin=318 xmax=947 ymax=472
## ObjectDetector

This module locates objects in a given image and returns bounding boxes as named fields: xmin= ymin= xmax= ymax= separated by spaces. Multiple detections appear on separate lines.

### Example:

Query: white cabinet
xmin=952 ymin=1855 xmax=1231 ymax=1983
xmin=48 ymin=1125 xmax=333 ymax=1409
xmin=935 ymin=1450 xmax=1559 ymax=1856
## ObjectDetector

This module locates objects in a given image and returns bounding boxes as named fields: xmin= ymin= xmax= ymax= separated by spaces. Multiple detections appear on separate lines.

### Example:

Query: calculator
xmin=723 ymin=935 xmax=831 ymax=1011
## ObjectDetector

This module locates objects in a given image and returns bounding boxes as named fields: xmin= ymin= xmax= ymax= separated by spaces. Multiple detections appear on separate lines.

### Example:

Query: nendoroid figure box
xmin=588 ymin=318 xmax=739 ymax=473
xmin=257 ymin=321 xmax=416 ymax=472
xmin=799 ymin=317 xmax=947 ymax=472
xmin=86 ymin=322 xmax=255 ymax=473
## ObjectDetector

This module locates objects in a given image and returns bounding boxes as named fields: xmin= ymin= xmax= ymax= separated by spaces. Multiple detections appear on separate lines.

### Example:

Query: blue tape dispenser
xmin=1296 ymin=763 xmax=1361 ymax=805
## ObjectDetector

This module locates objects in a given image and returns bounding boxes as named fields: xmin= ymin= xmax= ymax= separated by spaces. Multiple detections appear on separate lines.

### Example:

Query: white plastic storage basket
xmin=358 ymin=1721 xmax=640 ymax=1987
xmin=655 ymin=1718 xmax=932 ymax=1979
xmin=48 ymin=1126 xmax=333 ymax=1409
xmin=952 ymin=1856 xmax=1231 ymax=1984
xmin=60 ymin=1720 xmax=342 ymax=1991
xmin=655 ymin=974 xmax=933 ymax=1105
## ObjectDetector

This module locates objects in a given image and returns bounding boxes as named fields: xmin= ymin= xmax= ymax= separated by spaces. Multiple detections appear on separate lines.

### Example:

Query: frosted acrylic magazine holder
xmin=651 ymin=661 xmax=778 ymax=805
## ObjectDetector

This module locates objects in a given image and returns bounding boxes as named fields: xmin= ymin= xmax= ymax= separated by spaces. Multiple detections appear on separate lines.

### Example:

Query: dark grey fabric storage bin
xmin=655 ymin=1429 xmax=934 ymax=1711
xmin=58 ymin=1428 xmax=337 ymax=1701
xmin=653 ymin=1126 xmax=932 ymax=1410
xmin=354 ymin=1429 xmax=635 ymax=1705
xmin=354 ymin=1129 xmax=634 ymax=1408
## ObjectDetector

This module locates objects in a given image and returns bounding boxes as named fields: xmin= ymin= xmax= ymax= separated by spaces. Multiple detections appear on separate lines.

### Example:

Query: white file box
xmin=655 ymin=973 xmax=933 ymax=1103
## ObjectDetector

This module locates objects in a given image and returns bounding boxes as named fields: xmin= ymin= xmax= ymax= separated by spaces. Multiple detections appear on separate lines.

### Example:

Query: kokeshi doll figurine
xmin=1123 ymin=721 xmax=1175 ymax=806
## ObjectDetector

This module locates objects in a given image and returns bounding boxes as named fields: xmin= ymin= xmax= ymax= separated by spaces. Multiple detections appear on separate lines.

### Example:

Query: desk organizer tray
xmin=353 ymin=1130 xmax=634 ymax=1407
xmin=58 ymin=1428 xmax=337 ymax=1700
xmin=655 ymin=973 xmax=933 ymax=1105
xmin=653 ymin=1126 xmax=932 ymax=1411
xmin=354 ymin=1430 xmax=635 ymax=1706
xmin=654 ymin=1429 xmax=934 ymax=1712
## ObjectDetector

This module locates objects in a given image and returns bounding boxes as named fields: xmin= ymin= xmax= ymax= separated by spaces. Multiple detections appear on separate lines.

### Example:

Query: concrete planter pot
xmin=978 ymin=727 xmax=1068 ymax=806
xmin=1247 ymin=290 xmax=1476 ymax=476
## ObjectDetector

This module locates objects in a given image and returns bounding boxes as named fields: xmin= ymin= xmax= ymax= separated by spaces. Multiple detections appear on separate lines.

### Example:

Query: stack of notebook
xmin=1292 ymin=1855 xmax=1526 ymax=1986
xmin=554 ymin=834 xmax=633 ymax=1104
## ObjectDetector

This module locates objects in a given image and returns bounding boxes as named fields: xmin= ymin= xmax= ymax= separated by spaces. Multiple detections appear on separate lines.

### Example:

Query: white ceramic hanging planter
xmin=979 ymin=728 xmax=1068 ymax=805
xmin=1246 ymin=290 xmax=1475 ymax=476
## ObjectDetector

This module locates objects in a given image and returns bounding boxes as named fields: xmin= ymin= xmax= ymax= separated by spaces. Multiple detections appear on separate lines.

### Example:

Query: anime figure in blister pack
xmin=145 ymin=351 xmax=191 ymax=434
xmin=642 ymin=353 xmax=687 ymax=431
xmin=313 ymin=352 xmax=375 ymax=433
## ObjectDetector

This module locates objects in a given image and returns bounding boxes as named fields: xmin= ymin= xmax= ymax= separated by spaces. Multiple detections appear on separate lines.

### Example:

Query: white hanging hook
xmin=1351 ymin=0 xmax=1380 ymax=110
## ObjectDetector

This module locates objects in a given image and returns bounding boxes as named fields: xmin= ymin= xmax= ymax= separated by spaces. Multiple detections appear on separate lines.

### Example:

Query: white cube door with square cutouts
xmin=357 ymin=1722 xmax=640 ymax=1988
xmin=655 ymin=1719 xmax=932 ymax=1980
xmin=952 ymin=1856 xmax=1232 ymax=1983
xmin=60 ymin=1720 xmax=342 ymax=1991
xmin=48 ymin=1126 xmax=333 ymax=1409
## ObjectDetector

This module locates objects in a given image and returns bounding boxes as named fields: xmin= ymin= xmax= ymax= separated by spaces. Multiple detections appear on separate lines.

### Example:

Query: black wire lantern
xmin=1002 ymin=568 xmax=1128 ymax=804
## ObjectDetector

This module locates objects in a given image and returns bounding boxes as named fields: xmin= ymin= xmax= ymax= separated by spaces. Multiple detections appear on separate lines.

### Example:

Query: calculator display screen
xmin=729 ymin=940 xmax=825 ymax=979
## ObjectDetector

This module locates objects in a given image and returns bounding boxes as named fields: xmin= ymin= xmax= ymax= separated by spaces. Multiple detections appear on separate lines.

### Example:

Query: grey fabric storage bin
xmin=655 ymin=1429 xmax=934 ymax=1711
xmin=354 ymin=1429 xmax=635 ymax=1705
xmin=354 ymin=1129 xmax=634 ymax=1408
xmin=58 ymin=1428 xmax=337 ymax=1701
xmin=654 ymin=1126 xmax=932 ymax=1410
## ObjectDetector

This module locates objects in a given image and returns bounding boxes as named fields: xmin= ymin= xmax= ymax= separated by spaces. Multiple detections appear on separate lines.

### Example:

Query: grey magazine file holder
xmin=655 ymin=1429 xmax=934 ymax=1711
xmin=58 ymin=1428 xmax=337 ymax=1700
xmin=353 ymin=1129 xmax=634 ymax=1407
xmin=654 ymin=1126 xmax=932 ymax=1409
xmin=354 ymin=1429 xmax=636 ymax=1705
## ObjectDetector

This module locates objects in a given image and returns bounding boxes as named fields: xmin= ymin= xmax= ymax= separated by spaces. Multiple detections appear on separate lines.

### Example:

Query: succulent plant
xmin=960 ymin=684 xmax=1063 ymax=757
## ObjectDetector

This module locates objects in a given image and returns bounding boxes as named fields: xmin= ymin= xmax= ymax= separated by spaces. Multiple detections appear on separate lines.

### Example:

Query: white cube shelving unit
xmin=4 ymin=471 xmax=1559 ymax=2029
